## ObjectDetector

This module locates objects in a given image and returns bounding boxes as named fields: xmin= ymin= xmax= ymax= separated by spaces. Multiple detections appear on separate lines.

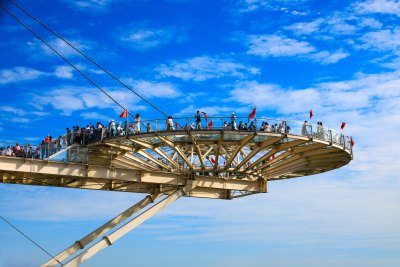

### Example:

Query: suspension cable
xmin=0 ymin=3 xmax=137 ymax=119
xmin=7 ymin=0 xmax=168 ymax=118
xmin=0 ymin=215 xmax=64 ymax=266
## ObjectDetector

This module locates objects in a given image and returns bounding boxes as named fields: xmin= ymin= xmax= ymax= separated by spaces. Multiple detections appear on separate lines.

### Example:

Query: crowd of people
xmin=0 ymin=135 xmax=66 ymax=159
xmin=1 ymin=112 xmax=351 ymax=161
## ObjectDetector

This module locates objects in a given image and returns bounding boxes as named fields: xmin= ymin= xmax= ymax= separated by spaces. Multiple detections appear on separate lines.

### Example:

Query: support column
xmin=42 ymin=192 xmax=162 ymax=267
xmin=56 ymin=181 xmax=196 ymax=267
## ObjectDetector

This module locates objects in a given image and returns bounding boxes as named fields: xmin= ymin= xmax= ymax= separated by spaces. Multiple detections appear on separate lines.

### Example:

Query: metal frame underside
xmin=0 ymin=131 xmax=351 ymax=200
xmin=97 ymin=130 xmax=352 ymax=181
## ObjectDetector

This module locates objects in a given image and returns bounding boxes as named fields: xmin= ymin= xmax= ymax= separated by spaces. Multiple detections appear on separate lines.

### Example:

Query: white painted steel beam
xmin=63 ymin=181 xmax=197 ymax=267
xmin=42 ymin=192 xmax=162 ymax=267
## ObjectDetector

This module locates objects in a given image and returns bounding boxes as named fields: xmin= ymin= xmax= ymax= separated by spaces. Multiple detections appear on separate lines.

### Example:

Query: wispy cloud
xmin=0 ymin=67 xmax=45 ymax=84
xmin=0 ymin=65 xmax=75 ymax=84
xmin=25 ymin=38 xmax=96 ymax=60
xmin=355 ymin=0 xmax=400 ymax=17
xmin=285 ymin=14 xmax=358 ymax=37
xmin=284 ymin=19 xmax=324 ymax=35
xmin=54 ymin=66 xmax=74 ymax=79
xmin=119 ymin=25 xmax=187 ymax=50
xmin=245 ymin=34 xmax=349 ymax=64
xmin=246 ymin=34 xmax=315 ymax=57
xmin=157 ymin=56 xmax=260 ymax=81
xmin=60 ymin=0 xmax=130 ymax=12
xmin=356 ymin=28 xmax=400 ymax=52
xmin=31 ymin=81 xmax=180 ymax=116
xmin=234 ymin=0 xmax=307 ymax=13
xmin=123 ymin=79 xmax=182 ymax=98
xmin=309 ymin=50 xmax=350 ymax=64
xmin=0 ymin=106 xmax=27 ymax=116
xmin=175 ymin=104 xmax=249 ymax=116
xmin=230 ymin=81 xmax=320 ymax=114
xmin=230 ymin=71 xmax=400 ymax=115
xmin=32 ymin=87 xmax=139 ymax=116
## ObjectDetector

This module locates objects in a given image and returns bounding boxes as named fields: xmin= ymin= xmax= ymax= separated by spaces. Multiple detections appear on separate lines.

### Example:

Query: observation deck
xmin=0 ymin=116 xmax=353 ymax=200
xmin=0 ymin=116 xmax=353 ymax=266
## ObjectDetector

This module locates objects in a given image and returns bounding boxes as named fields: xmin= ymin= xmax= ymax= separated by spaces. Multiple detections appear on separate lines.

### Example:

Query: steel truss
xmin=42 ymin=181 xmax=197 ymax=267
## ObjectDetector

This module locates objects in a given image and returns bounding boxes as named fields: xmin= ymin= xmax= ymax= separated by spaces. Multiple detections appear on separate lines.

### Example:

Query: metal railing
xmin=0 ymin=116 xmax=353 ymax=163
xmin=0 ymin=134 xmax=88 ymax=163
xmin=99 ymin=116 xmax=353 ymax=150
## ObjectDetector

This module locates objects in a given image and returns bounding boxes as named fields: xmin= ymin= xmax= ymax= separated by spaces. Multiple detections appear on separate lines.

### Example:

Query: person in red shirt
xmin=13 ymin=143 xmax=23 ymax=157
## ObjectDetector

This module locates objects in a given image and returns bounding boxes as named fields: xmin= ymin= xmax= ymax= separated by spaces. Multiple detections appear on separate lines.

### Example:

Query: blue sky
xmin=1 ymin=0 xmax=400 ymax=266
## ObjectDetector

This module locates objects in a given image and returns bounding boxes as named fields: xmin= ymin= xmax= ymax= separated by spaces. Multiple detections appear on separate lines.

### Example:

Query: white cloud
xmin=0 ymin=106 xmax=27 ymax=116
xmin=120 ymin=26 xmax=186 ymax=50
xmin=175 ymin=104 xmax=249 ymax=116
xmin=129 ymin=80 xmax=182 ymax=98
xmin=285 ymin=13 xmax=358 ymax=38
xmin=0 ymin=106 xmax=48 ymax=124
xmin=246 ymin=34 xmax=315 ymax=57
xmin=245 ymin=34 xmax=348 ymax=64
xmin=325 ymin=15 xmax=357 ymax=35
xmin=285 ymin=19 xmax=324 ymax=35
xmin=54 ymin=65 xmax=74 ymax=79
xmin=358 ymin=17 xmax=383 ymax=29
xmin=32 ymin=81 xmax=180 ymax=116
xmin=231 ymin=71 xmax=400 ymax=116
xmin=356 ymin=28 xmax=400 ymax=52
xmin=235 ymin=0 xmax=307 ymax=13
xmin=25 ymin=38 xmax=94 ymax=59
xmin=9 ymin=118 xmax=31 ymax=123
xmin=80 ymin=111 xmax=114 ymax=122
xmin=356 ymin=0 xmax=400 ymax=17
xmin=60 ymin=0 xmax=129 ymax=11
xmin=230 ymin=81 xmax=320 ymax=114
xmin=0 ymin=65 xmax=77 ymax=84
xmin=157 ymin=56 xmax=260 ymax=81
xmin=309 ymin=50 xmax=350 ymax=64
xmin=0 ymin=67 xmax=45 ymax=84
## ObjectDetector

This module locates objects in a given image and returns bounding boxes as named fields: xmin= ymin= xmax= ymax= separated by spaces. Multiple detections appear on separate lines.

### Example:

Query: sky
xmin=0 ymin=0 xmax=400 ymax=266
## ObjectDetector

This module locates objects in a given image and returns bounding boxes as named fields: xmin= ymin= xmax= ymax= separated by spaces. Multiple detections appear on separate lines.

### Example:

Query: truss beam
xmin=42 ymin=192 xmax=163 ymax=267
xmin=62 ymin=181 xmax=197 ymax=267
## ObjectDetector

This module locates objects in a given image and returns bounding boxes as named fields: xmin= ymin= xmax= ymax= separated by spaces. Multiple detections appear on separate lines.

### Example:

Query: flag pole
xmin=126 ymin=110 xmax=128 ymax=137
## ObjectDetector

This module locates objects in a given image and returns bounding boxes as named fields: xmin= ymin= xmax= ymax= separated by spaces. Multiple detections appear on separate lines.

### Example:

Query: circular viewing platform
xmin=86 ymin=116 xmax=353 ymax=182
xmin=0 ymin=116 xmax=353 ymax=200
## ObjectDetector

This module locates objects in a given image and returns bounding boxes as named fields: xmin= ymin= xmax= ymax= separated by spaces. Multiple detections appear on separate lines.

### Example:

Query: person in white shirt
xmin=167 ymin=116 xmax=174 ymax=131
xmin=135 ymin=113 xmax=141 ymax=133
xmin=301 ymin=121 xmax=308 ymax=136
xmin=230 ymin=112 xmax=237 ymax=130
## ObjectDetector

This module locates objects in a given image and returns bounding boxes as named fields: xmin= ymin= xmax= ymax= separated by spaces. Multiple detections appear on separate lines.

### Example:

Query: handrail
xmin=0 ymin=115 xmax=353 ymax=162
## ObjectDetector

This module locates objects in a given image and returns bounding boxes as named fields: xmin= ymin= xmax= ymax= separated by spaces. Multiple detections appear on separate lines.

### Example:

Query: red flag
xmin=309 ymin=109 xmax=313 ymax=119
xmin=248 ymin=106 xmax=256 ymax=122
xmin=350 ymin=137 xmax=355 ymax=147
xmin=201 ymin=111 xmax=208 ymax=122
xmin=341 ymin=122 xmax=346 ymax=130
xmin=210 ymin=157 xmax=216 ymax=164
xmin=175 ymin=122 xmax=179 ymax=129
xmin=207 ymin=119 xmax=213 ymax=130
xmin=119 ymin=109 xmax=128 ymax=118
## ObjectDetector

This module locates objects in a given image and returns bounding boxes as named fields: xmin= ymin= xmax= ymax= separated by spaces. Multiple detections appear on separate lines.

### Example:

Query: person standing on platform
xmin=301 ymin=121 xmax=308 ymax=136
xmin=135 ymin=113 xmax=141 ymax=133
xmin=231 ymin=112 xmax=237 ymax=130
xmin=194 ymin=110 xmax=202 ymax=130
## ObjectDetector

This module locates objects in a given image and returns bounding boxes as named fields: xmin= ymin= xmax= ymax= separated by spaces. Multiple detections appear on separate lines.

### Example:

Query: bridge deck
xmin=0 ymin=129 xmax=351 ymax=199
